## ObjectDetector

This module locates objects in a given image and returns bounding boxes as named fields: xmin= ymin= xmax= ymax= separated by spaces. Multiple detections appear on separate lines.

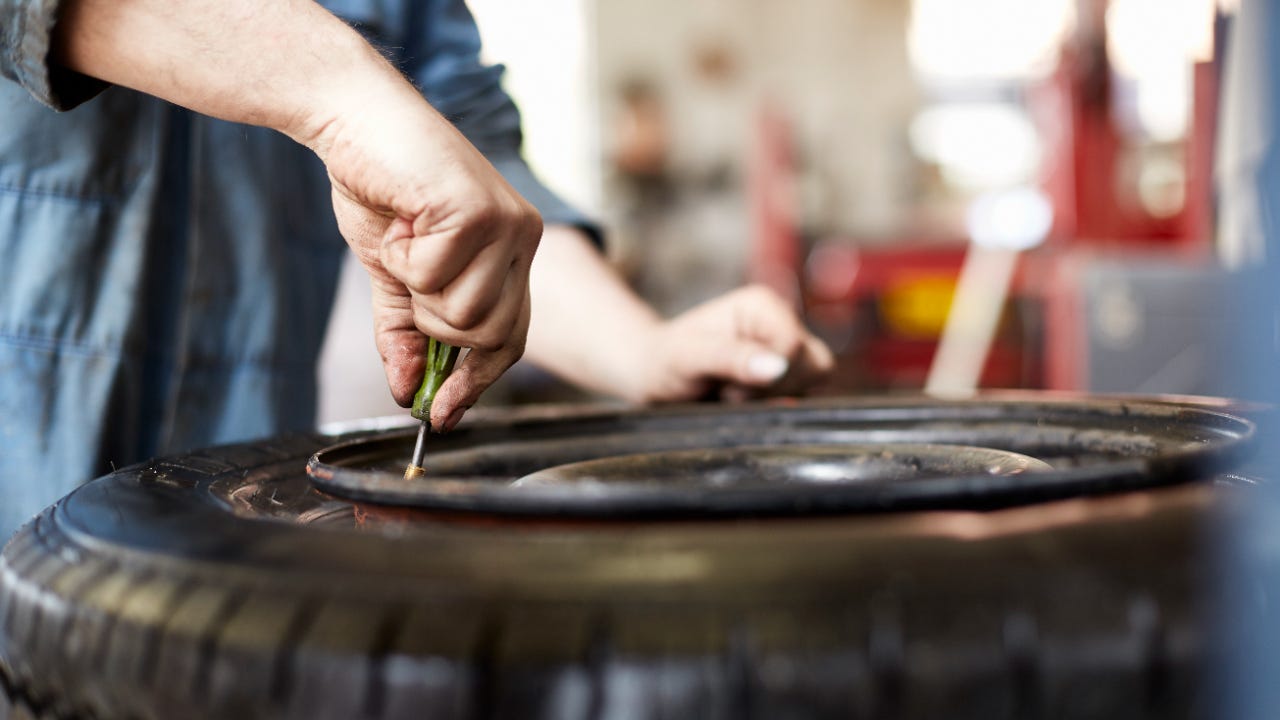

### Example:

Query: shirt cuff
xmin=488 ymin=154 xmax=605 ymax=250
xmin=1 ymin=0 xmax=108 ymax=110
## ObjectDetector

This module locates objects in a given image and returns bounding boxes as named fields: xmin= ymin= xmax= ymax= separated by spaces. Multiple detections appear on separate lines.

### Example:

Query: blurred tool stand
xmin=753 ymin=0 xmax=1228 ymax=398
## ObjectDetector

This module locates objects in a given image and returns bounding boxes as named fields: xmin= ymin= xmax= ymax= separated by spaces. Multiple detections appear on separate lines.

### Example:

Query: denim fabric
xmin=0 ymin=0 xmax=595 ymax=539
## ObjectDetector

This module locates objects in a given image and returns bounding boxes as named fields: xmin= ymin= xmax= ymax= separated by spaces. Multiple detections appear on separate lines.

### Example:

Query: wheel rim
xmin=306 ymin=395 xmax=1254 ymax=517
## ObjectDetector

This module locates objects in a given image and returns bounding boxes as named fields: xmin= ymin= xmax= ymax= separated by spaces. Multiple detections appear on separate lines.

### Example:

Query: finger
xmin=801 ymin=333 xmax=836 ymax=377
xmin=369 ymin=286 xmax=429 ymax=406
xmin=670 ymin=330 xmax=791 ymax=389
xmin=427 ymin=292 xmax=531 ymax=431
xmin=379 ymin=217 xmax=480 ymax=295
xmin=377 ymin=279 xmax=527 ymax=413
xmin=374 ymin=272 xmax=524 ymax=410
xmin=432 ymin=241 xmax=520 ymax=331
xmin=729 ymin=285 xmax=812 ymax=361
xmin=412 ymin=258 xmax=528 ymax=352
xmin=670 ymin=284 xmax=838 ymax=396
xmin=722 ymin=285 xmax=837 ymax=394
xmin=766 ymin=330 xmax=835 ymax=392
xmin=332 ymin=186 xmax=395 ymax=269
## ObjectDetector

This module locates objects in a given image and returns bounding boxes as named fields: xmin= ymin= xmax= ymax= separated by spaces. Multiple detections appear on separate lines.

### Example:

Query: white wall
xmin=595 ymin=0 xmax=919 ymax=239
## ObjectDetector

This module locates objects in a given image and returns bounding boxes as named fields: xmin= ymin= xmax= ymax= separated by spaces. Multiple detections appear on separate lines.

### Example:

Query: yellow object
xmin=879 ymin=275 xmax=957 ymax=338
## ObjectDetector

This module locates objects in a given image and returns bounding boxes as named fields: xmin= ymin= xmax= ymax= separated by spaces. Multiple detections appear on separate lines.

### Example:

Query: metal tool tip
xmin=405 ymin=420 xmax=431 ymax=481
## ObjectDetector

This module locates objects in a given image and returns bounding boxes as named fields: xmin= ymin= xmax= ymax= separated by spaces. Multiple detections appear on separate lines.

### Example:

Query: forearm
xmin=51 ymin=0 xmax=408 ymax=148
xmin=528 ymin=226 xmax=836 ymax=404
xmin=525 ymin=225 xmax=663 ymax=401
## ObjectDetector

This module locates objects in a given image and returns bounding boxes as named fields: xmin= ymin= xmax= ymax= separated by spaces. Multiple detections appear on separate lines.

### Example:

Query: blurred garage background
xmin=318 ymin=0 xmax=1242 ymax=420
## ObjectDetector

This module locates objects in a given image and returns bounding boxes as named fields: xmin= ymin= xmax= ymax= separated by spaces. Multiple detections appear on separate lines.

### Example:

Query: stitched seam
xmin=15 ymin=0 xmax=55 ymax=107
xmin=0 ymin=181 xmax=123 ymax=205
xmin=0 ymin=332 xmax=313 ymax=371
xmin=0 ymin=331 xmax=122 ymax=357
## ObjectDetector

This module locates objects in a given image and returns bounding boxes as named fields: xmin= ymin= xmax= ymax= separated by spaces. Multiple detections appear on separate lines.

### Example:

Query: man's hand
xmin=311 ymin=88 xmax=541 ymax=432
xmin=634 ymin=285 xmax=835 ymax=403
xmin=526 ymin=226 xmax=834 ymax=403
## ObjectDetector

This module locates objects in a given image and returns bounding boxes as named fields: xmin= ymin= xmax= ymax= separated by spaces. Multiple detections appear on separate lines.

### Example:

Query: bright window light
xmin=966 ymin=187 xmax=1054 ymax=251
xmin=468 ymin=0 xmax=600 ymax=213
xmin=1107 ymin=0 xmax=1217 ymax=141
xmin=909 ymin=103 xmax=1042 ymax=190
xmin=908 ymin=0 xmax=1074 ymax=82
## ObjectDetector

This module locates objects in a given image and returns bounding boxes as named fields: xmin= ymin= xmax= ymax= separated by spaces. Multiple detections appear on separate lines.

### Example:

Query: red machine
xmin=752 ymin=1 xmax=1223 ymax=395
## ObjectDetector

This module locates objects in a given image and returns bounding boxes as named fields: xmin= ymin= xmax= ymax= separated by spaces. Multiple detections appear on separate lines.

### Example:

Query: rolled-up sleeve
xmin=396 ymin=0 xmax=603 ymax=247
xmin=1 ymin=0 xmax=106 ymax=110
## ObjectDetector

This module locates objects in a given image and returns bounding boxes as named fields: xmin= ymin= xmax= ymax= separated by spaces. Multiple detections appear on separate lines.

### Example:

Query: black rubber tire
xmin=0 ymin=399 xmax=1247 ymax=720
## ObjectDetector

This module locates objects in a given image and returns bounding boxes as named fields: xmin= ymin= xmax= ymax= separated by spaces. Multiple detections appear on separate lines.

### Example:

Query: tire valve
xmin=404 ymin=337 xmax=460 ymax=480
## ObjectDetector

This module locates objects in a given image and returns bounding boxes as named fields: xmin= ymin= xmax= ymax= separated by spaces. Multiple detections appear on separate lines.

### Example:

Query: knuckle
xmin=384 ymin=243 xmax=441 ymax=293
xmin=467 ymin=201 xmax=501 ymax=230
xmin=377 ymin=237 xmax=409 ymax=274
xmin=471 ymin=327 xmax=506 ymax=353
xmin=474 ymin=312 xmax=521 ymax=353
xmin=440 ymin=301 xmax=486 ymax=331
xmin=460 ymin=195 xmax=542 ymax=252
xmin=521 ymin=207 xmax=544 ymax=243
xmin=407 ymin=267 xmax=445 ymax=294
xmin=782 ymin=337 xmax=807 ymax=359
xmin=495 ymin=195 xmax=541 ymax=239
xmin=507 ymin=332 xmax=528 ymax=361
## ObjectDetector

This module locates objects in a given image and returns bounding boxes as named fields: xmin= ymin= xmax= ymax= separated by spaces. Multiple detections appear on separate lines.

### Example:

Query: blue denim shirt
xmin=0 ymin=0 xmax=594 ymax=538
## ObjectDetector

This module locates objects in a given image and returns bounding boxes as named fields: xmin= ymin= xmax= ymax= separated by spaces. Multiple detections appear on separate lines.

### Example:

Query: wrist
xmin=525 ymin=225 xmax=671 ymax=402
xmin=283 ymin=31 xmax=417 ymax=159
xmin=609 ymin=313 xmax=669 ymax=403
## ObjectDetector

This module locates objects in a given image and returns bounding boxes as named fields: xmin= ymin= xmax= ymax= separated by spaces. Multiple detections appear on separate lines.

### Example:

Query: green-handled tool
xmin=404 ymin=337 xmax=461 ymax=480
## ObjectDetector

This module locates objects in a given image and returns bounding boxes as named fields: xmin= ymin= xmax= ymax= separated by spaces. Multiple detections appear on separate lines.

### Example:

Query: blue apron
xmin=0 ymin=0 xmax=592 ymax=538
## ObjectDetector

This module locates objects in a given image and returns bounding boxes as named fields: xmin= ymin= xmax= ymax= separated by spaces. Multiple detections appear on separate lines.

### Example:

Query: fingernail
xmin=747 ymin=353 xmax=789 ymax=382
xmin=440 ymin=406 xmax=467 ymax=433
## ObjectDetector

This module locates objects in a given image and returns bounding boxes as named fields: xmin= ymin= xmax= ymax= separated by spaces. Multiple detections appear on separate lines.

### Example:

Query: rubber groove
xmin=361 ymin=604 xmax=408 ymax=720
xmin=725 ymin=621 xmax=755 ymax=720
xmin=582 ymin=617 xmax=612 ymax=720
xmin=267 ymin=597 xmax=323 ymax=707
xmin=468 ymin=613 xmax=502 ymax=720
xmin=190 ymin=590 xmax=249 ymax=704
xmin=135 ymin=577 xmax=199 ymax=689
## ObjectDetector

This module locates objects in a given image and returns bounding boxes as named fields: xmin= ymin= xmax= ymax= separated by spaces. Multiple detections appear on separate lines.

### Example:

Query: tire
xmin=0 ymin=397 xmax=1252 ymax=719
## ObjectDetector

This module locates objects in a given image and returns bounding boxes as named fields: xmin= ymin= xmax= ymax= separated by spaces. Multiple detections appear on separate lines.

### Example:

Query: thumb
xmin=730 ymin=344 xmax=791 ymax=387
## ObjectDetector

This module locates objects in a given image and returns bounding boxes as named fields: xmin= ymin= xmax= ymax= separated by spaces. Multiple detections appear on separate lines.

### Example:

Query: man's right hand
xmin=305 ymin=80 xmax=542 ymax=432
